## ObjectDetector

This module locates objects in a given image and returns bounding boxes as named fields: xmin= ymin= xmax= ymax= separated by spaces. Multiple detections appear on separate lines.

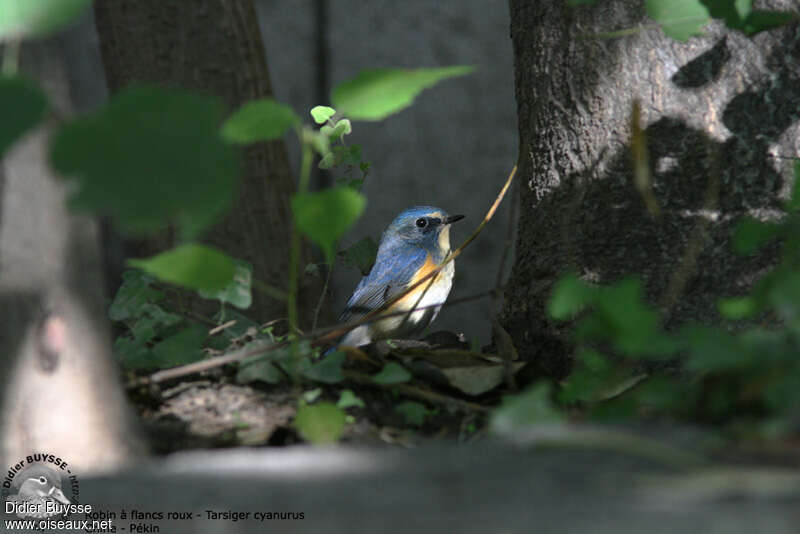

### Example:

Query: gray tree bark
xmin=0 ymin=42 xmax=145 ymax=473
xmin=92 ymin=0 xmax=322 ymax=326
xmin=501 ymin=1 xmax=800 ymax=378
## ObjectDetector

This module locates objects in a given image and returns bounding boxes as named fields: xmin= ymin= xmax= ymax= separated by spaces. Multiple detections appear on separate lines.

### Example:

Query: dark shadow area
xmin=671 ymin=37 xmax=730 ymax=88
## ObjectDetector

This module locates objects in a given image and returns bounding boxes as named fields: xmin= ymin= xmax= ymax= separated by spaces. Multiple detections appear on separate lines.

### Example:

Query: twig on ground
xmin=125 ymin=290 xmax=497 ymax=389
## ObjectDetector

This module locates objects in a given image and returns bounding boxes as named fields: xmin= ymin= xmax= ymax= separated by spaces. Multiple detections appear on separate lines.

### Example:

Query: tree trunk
xmin=0 ymin=42 xmax=145 ymax=473
xmin=92 ymin=0 xmax=321 ymax=326
xmin=502 ymin=1 xmax=800 ymax=378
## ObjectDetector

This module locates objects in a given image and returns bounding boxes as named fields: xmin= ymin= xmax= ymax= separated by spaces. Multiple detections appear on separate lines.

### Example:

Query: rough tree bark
xmin=92 ymin=0 xmax=321 ymax=326
xmin=502 ymin=1 xmax=800 ymax=378
xmin=0 ymin=42 xmax=145 ymax=473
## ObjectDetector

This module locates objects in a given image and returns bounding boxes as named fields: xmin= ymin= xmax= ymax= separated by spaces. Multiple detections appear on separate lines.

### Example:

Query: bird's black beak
xmin=444 ymin=214 xmax=465 ymax=225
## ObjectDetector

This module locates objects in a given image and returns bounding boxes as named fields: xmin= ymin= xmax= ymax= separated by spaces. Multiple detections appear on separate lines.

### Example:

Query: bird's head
xmin=382 ymin=206 xmax=464 ymax=256
xmin=14 ymin=465 xmax=70 ymax=505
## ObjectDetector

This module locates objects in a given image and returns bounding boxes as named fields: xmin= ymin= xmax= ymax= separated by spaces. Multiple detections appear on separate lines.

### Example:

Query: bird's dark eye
xmin=415 ymin=218 xmax=427 ymax=228
xmin=38 ymin=476 xmax=46 ymax=484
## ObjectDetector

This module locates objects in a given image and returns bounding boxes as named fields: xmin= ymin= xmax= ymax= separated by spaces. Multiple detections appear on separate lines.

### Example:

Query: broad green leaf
xmin=128 ymin=244 xmax=236 ymax=292
xmin=646 ymin=0 xmax=711 ymax=41
xmin=108 ymin=270 xmax=164 ymax=321
xmin=733 ymin=218 xmax=782 ymax=253
xmin=548 ymin=273 xmax=594 ymax=319
xmin=490 ymin=383 xmax=563 ymax=434
xmin=291 ymin=186 xmax=366 ymax=261
xmin=396 ymin=401 xmax=428 ymax=426
xmin=0 ymin=76 xmax=47 ymax=157
xmin=199 ymin=260 xmax=252 ymax=309
xmin=372 ymin=361 xmax=412 ymax=384
xmin=51 ymin=85 xmax=238 ymax=237
xmin=332 ymin=66 xmax=474 ymax=121
xmin=310 ymin=105 xmax=336 ymax=124
xmin=302 ymin=350 xmax=345 ymax=384
xmin=294 ymin=402 xmax=346 ymax=444
xmin=337 ymin=390 xmax=365 ymax=409
xmin=0 ymin=0 xmax=91 ymax=40
xmin=221 ymin=98 xmax=299 ymax=143
xmin=151 ymin=324 xmax=207 ymax=367
xmin=338 ymin=236 xmax=378 ymax=275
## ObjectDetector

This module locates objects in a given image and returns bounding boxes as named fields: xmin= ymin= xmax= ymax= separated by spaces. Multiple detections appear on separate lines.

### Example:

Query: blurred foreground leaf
xmin=646 ymin=0 xmax=711 ymax=41
xmin=222 ymin=98 xmax=299 ymax=143
xmin=332 ymin=66 xmax=474 ymax=121
xmin=292 ymin=186 xmax=366 ymax=261
xmin=0 ymin=76 xmax=46 ymax=157
xmin=0 ymin=0 xmax=91 ymax=40
xmin=51 ymin=85 xmax=238 ymax=237
xmin=294 ymin=402 xmax=346 ymax=444
xmin=128 ymin=244 xmax=236 ymax=292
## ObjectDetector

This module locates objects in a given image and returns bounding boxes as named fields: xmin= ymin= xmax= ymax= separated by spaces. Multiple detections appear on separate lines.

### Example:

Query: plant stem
xmin=287 ymin=141 xmax=314 ymax=337
xmin=2 ymin=40 xmax=20 ymax=76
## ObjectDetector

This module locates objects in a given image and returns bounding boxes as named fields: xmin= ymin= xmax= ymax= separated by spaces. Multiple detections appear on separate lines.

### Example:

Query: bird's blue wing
xmin=339 ymin=247 xmax=428 ymax=322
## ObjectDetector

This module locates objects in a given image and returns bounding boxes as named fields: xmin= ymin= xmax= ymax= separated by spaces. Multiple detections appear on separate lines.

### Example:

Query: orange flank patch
xmin=396 ymin=254 xmax=441 ymax=309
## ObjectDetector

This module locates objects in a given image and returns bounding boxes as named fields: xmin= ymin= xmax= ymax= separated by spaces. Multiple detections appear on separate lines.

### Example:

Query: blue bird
xmin=338 ymin=206 xmax=464 ymax=347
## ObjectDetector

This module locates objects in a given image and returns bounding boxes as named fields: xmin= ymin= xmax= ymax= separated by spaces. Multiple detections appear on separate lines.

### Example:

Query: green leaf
xmin=50 ymin=85 xmax=238 ymax=237
xmin=321 ymin=119 xmax=352 ymax=139
xmin=128 ymin=244 xmax=236 ymax=292
xmin=318 ymin=152 xmax=336 ymax=170
xmin=646 ymin=0 xmax=711 ymax=41
xmin=733 ymin=218 xmax=782 ymax=253
xmin=787 ymin=162 xmax=800 ymax=212
xmin=490 ymin=383 xmax=563 ymax=434
xmin=0 ymin=76 xmax=47 ymax=157
xmin=682 ymin=325 xmax=752 ymax=372
xmin=151 ymin=324 xmax=207 ymax=367
xmin=291 ymin=186 xmax=366 ymax=261
xmin=114 ymin=337 xmax=155 ymax=370
xmin=221 ymin=98 xmax=299 ymax=144
xmin=332 ymin=66 xmax=474 ymax=121
xmin=0 ymin=0 xmax=91 ymax=40
xmin=302 ymin=388 xmax=323 ymax=404
xmin=108 ymin=270 xmax=164 ymax=321
xmin=337 ymin=389 xmax=365 ymax=409
xmin=338 ymin=236 xmax=378 ymax=275
xmin=740 ymin=10 xmax=797 ymax=35
xmin=302 ymin=350 xmax=345 ymax=384
xmin=310 ymin=105 xmax=336 ymax=124
xmin=718 ymin=296 xmax=758 ymax=319
xmin=131 ymin=305 xmax=182 ymax=344
xmin=294 ymin=402 xmax=346 ymax=445
xmin=548 ymin=273 xmax=595 ymax=319
xmin=372 ymin=361 xmax=412 ymax=385
xmin=236 ymin=351 xmax=284 ymax=385
xmin=199 ymin=260 xmax=252 ymax=309
xmin=395 ymin=401 xmax=428 ymax=427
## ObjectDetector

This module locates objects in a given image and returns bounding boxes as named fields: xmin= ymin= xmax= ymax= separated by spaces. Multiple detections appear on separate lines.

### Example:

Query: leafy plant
xmin=501 ymin=164 xmax=800 ymax=439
